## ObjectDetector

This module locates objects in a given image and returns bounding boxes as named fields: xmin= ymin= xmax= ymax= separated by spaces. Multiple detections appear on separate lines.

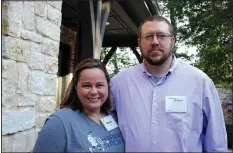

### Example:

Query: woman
xmin=33 ymin=59 xmax=125 ymax=152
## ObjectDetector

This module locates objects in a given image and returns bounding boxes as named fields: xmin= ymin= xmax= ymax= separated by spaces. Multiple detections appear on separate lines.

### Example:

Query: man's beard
xmin=140 ymin=45 xmax=172 ymax=66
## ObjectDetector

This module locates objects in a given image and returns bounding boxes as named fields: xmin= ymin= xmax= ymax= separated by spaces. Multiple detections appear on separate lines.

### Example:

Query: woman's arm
xmin=33 ymin=115 xmax=67 ymax=152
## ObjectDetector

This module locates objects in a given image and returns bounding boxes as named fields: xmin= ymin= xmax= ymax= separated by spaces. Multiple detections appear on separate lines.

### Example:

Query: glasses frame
xmin=141 ymin=33 xmax=173 ymax=42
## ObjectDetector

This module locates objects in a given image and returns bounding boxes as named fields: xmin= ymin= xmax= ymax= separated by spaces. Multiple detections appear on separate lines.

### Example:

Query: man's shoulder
xmin=178 ymin=61 xmax=210 ymax=80
xmin=111 ymin=64 xmax=142 ymax=81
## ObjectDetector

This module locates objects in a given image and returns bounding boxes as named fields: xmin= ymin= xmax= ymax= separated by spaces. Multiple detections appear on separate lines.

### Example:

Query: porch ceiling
xmin=61 ymin=0 xmax=160 ymax=47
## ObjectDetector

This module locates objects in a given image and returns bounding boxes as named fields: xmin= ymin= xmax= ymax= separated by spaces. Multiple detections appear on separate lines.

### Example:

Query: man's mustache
xmin=149 ymin=47 xmax=163 ymax=52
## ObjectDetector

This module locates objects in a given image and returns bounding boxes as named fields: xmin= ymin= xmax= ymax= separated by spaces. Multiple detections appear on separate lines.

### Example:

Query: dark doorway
xmin=58 ymin=41 xmax=71 ymax=77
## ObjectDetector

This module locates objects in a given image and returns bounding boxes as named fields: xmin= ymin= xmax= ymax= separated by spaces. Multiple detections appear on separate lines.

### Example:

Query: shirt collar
xmin=141 ymin=54 xmax=179 ymax=77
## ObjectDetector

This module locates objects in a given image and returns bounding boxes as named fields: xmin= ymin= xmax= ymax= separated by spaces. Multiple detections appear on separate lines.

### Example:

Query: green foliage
xmin=101 ymin=0 xmax=232 ymax=83
xmin=159 ymin=0 xmax=232 ymax=84
xmin=100 ymin=47 xmax=138 ymax=78
xmin=216 ymin=82 xmax=232 ymax=89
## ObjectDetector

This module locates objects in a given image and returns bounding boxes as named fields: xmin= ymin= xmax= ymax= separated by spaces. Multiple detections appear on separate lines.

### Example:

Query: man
xmin=110 ymin=15 xmax=227 ymax=152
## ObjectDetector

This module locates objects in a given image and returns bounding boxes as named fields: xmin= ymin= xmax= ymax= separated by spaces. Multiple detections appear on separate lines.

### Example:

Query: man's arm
xmin=110 ymin=79 xmax=118 ymax=110
xmin=202 ymin=79 xmax=228 ymax=152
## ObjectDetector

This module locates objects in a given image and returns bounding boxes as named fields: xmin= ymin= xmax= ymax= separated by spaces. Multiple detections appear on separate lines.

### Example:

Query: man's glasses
xmin=141 ymin=33 xmax=172 ymax=42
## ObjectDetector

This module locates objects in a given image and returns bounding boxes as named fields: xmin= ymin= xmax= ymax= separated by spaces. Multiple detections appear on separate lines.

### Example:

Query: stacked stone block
xmin=217 ymin=86 xmax=232 ymax=122
xmin=2 ymin=1 xmax=62 ymax=152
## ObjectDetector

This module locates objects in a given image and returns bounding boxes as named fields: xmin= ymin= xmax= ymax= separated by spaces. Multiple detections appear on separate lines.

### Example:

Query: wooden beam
xmin=130 ymin=46 xmax=142 ymax=63
xmin=102 ymin=46 xmax=117 ymax=65
xmin=103 ymin=35 xmax=138 ymax=47
xmin=75 ymin=1 xmax=94 ymax=64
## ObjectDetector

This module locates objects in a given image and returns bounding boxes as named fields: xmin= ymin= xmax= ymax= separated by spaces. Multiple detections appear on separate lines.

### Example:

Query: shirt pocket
xmin=166 ymin=99 xmax=202 ymax=133
xmin=166 ymin=112 xmax=186 ymax=130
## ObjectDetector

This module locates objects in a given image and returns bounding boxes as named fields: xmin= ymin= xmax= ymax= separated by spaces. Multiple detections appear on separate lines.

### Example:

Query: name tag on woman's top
xmin=100 ymin=115 xmax=118 ymax=131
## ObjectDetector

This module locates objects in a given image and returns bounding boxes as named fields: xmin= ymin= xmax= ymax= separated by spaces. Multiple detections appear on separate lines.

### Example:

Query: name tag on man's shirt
xmin=100 ymin=115 xmax=118 ymax=131
xmin=165 ymin=96 xmax=187 ymax=112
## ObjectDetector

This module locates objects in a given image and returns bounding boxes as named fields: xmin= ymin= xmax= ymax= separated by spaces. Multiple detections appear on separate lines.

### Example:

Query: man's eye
xmin=145 ymin=35 xmax=153 ymax=39
xmin=157 ymin=34 xmax=167 ymax=38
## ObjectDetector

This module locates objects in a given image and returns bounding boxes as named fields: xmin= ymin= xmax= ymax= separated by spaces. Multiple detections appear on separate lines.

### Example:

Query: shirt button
xmin=152 ymin=141 xmax=156 ymax=145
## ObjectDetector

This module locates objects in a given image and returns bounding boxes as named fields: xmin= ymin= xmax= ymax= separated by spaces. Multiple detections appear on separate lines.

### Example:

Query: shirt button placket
xmin=151 ymin=86 xmax=159 ymax=151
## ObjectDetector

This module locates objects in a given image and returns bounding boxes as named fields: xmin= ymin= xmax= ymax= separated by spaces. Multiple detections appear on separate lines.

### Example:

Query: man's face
xmin=138 ymin=20 xmax=175 ymax=66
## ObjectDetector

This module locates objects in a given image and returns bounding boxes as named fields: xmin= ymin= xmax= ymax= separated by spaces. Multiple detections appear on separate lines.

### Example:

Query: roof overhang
xmin=62 ymin=0 xmax=160 ymax=47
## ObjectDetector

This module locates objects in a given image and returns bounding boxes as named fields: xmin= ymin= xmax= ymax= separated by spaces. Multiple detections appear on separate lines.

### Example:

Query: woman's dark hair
xmin=60 ymin=58 xmax=112 ymax=113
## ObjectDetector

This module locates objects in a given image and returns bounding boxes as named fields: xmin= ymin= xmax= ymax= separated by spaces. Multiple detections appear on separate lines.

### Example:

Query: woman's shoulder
xmin=53 ymin=107 xmax=77 ymax=115
xmin=51 ymin=108 xmax=82 ymax=122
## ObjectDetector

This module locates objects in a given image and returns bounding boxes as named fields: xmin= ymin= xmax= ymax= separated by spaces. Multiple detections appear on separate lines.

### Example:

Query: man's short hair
xmin=138 ymin=15 xmax=175 ymax=37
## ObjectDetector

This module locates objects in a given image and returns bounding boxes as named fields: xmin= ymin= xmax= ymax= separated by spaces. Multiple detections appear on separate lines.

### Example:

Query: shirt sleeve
xmin=33 ymin=115 xmax=66 ymax=152
xmin=110 ymin=78 xmax=118 ymax=110
xmin=202 ymin=79 xmax=228 ymax=152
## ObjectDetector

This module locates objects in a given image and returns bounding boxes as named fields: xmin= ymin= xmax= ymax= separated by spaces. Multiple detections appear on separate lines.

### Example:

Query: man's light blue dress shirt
xmin=110 ymin=56 xmax=227 ymax=152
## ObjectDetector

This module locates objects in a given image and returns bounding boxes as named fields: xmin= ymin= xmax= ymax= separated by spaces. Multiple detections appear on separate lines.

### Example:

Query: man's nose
xmin=151 ymin=35 xmax=159 ymax=45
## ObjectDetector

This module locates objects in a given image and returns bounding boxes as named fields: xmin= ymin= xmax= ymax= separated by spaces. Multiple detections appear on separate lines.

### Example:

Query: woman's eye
xmin=97 ymin=84 xmax=104 ymax=88
xmin=82 ymin=85 xmax=90 ymax=88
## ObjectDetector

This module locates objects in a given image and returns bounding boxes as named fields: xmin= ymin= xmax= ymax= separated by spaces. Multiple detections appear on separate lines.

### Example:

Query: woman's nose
xmin=90 ymin=87 xmax=98 ymax=94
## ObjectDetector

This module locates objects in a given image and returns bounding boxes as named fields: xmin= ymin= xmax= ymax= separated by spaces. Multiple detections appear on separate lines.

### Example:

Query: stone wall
xmin=217 ymin=86 xmax=232 ymax=104
xmin=217 ymin=86 xmax=232 ymax=122
xmin=2 ymin=1 xmax=62 ymax=152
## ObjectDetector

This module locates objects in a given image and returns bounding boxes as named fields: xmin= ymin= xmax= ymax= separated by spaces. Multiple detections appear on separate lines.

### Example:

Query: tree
xmin=100 ymin=47 xmax=138 ymax=78
xmin=159 ymin=0 xmax=232 ymax=84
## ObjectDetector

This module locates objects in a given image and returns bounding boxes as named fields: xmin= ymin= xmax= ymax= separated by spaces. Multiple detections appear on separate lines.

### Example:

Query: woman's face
xmin=76 ymin=68 xmax=108 ymax=113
